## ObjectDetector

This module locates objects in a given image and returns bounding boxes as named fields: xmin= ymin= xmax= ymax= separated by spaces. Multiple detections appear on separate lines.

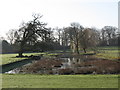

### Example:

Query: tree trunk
xmin=18 ymin=51 xmax=23 ymax=57
xmin=76 ymin=44 xmax=79 ymax=54
xmin=76 ymin=38 xmax=79 ymax=54
xmin=76 ymin=49 xmax=79 ymax=54
xmin=83 ymin=48 xmax=86 ymax=53
xmin=18 ymin=41 xmax=24 ymax=57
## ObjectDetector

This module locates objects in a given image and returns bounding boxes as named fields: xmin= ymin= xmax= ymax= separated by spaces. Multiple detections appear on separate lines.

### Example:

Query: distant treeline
xmin=0 ymin=40 xmax=69 ymax=54
xmin=1 ymin=14 xmax=120 ymax=54
xmin=0 ymin=40 xmax=16 ymax=54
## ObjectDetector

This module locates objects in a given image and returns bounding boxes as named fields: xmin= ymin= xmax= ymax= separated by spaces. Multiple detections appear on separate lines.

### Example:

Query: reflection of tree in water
xmin=61 ymin=58 xmax=81 ymax=69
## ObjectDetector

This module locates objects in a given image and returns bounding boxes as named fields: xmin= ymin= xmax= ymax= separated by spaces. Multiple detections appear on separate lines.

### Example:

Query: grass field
xmin=95 ymin=46 xmax=120 ymax=60
xmin=2 ymin=74 xmax=119 ymax=88
xmin=95 ymin=50 xmax=120 ymax=60
xmin=0 ymin=53 xmax=43 ymax=65
xmin=97 ymin=46 xmax=120 ymax=50
xmin=0 ymin=54 xmax=25 ymax=65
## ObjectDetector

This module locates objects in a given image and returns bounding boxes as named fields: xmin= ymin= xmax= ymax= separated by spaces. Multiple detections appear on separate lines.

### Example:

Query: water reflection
xmin=61 ymin=58 xmax=81 ymax=69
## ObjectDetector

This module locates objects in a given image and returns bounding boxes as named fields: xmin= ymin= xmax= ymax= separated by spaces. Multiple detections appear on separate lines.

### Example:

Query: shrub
xmin=22 ymin=58 xmax=62 ymax=74
xmin=58 ymin=68 xmax=74 ymax=75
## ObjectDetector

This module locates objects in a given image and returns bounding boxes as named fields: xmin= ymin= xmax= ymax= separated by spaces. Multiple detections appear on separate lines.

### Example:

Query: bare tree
xmin=70 ymin=22 xmax=84 ymax=54
xmin=61 ymin=28 xmax=70 ymax=46
xmin=79 ymin=28 xmax=100 ymax=53
xmin=12 ymin=14 xmax=50 ymax=57
xmin=54 ymin=27 xmax=62 ymax=45
xmin=6 ymin=29 xmax=17 ymax=45
xmin=101 ymin=26 xmax=117 ymax=46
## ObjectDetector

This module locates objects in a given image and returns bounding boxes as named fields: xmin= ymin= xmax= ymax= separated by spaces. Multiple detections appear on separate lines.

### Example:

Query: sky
xmin=0 ymin=0 xmax=118 ymax=39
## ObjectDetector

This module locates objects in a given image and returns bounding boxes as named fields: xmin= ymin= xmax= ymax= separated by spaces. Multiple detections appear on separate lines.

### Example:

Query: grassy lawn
xmin=2 ymin=74 xmax=119 ymax=88
xmin=78 ymin=46 xmax=120 ymax=60
xmin=95 ymin=46 xmax=120 ymax=60
xmin=0 ymin=53 xmax=43 ymax=65
xmin=97 ymin=46 xmax=120 ymax=50
xmin=0 ymin=54 xmax=25 ymax=65
xmin=95 ymin=50 xmax=120 ymax=60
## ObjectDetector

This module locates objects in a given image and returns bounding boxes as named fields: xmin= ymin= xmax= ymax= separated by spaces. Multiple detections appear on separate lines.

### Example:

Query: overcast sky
xmin=0 ymin=0 xmax=118 ymax=38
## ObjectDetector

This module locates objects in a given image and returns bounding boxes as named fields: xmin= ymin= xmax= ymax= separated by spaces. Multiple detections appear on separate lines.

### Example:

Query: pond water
xmin=61 ymin=58 xmax=81 ymax=69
